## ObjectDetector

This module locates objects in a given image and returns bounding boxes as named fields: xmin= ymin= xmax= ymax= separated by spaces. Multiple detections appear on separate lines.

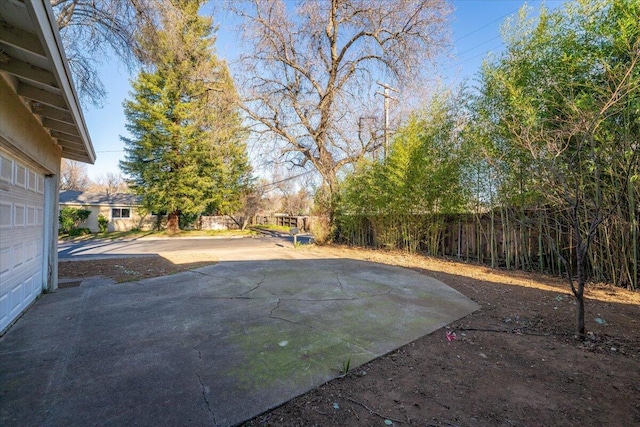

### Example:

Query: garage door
xmin=0 ymin=151 xmax=45 ymax=332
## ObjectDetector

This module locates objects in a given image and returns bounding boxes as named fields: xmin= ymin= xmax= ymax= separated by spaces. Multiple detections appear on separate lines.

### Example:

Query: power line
xmin=442 ymin=41 xmax=505 ymax=73
xmin=453 ymin=7 xmax=521 ymax=43
xmin=443 ymin=4 xmax=525 ymax=71
xmin=457 ymin=42 xmax=505 ymax=65
xmin=451 ymin=0 xmax=566 ymax=64
xmin=257 ymin=170 xmax=315 ymax=189
xmin=456 ymin=34 xmax=502 ymax=57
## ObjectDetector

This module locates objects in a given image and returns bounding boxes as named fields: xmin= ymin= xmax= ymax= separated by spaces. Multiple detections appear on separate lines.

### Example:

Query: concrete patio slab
xmin=0 ymin=255 xmax=479 ymax=426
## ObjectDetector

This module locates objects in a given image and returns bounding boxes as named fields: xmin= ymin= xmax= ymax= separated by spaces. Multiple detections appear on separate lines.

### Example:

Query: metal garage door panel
xmin=0 ymin=151 xmax=45 ymax=332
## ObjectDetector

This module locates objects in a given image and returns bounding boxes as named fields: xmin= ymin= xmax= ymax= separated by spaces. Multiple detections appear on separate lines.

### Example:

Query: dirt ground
xmin=58 ymin=245 xmax=640 ymax=427
xmin=58 ymin=253 xmax=218 ymax=284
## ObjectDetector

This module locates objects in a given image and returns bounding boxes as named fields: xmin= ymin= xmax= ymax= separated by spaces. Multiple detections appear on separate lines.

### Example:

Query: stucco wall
xmin=0 ymin=78 xmax=62 ymax=294
xmin=105 ymin=205 xmax=154 ymax=232
xmin=61 ymin=203 xmax=155 ymax=232
xmin=0 ymin=80 xmax=61 ymax=175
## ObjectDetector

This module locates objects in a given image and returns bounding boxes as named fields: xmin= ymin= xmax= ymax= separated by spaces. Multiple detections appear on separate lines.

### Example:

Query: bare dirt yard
xmin=58 ymin=245 xmax=640 ymax=427
xmin=58 ymin=252 xmax=218 ymax=284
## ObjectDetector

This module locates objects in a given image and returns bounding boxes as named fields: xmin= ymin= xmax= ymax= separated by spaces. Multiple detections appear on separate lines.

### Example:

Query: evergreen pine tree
xmin=120 ymin=0 xmax=250 ymax=232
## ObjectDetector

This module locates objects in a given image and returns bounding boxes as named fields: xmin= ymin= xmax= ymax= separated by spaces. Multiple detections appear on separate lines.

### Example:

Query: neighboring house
xmin=0 ymin=1 xmax=95 ymax=332
xmin=59 ymin=190 xmax=154 ymax=232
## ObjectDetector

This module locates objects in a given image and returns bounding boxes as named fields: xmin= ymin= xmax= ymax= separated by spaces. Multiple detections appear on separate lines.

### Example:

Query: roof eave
xmin=0 ymin=0 xmax=95 ymax=164
xmin=28 ymin=0 xmax=95 ymax=164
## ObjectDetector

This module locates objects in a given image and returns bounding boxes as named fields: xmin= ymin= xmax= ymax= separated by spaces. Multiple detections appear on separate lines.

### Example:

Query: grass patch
xmin=251 ymin=225 xmax=292 ymax=233
xmin=152 ymin=229 xmax=256 ymax=238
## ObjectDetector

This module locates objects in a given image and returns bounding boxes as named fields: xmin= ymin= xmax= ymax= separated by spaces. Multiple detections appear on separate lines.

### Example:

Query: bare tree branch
xmin=228 ymin=0 xmax=451 ymax=203
xmin=60 ymin=159 xmax=91 ymax=191
xmin=51 ymin=0 xmax=163 ymax=106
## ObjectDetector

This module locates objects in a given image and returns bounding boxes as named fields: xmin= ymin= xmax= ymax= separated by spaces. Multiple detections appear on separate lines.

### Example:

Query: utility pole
xmin=376 ymin=81 xmax=398 ymax=159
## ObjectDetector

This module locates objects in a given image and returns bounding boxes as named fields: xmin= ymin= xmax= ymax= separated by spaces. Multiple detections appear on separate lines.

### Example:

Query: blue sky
xmin=81 ymin=0 xmax=563 ymax=180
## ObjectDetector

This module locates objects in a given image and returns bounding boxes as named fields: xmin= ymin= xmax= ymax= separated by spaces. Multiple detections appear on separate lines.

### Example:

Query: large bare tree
xmin=90 ymin=172 xmax=128 ymax=196
xmin=51 ymin=0 xmax=161 ymax=106
xmin=60 ymin=159 xmax=91 ymax=191
xmin=228 ymin=0 xmax=451 ymax=212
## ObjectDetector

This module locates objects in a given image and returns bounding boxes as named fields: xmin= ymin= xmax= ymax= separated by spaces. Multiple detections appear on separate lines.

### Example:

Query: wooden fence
xmin=193 ymin=214 xmax=310 ymax=231
xmin=253 ymin=215 xmax=309 ymax=231
xmin=336 ymin=208 xmax=639 ymax=290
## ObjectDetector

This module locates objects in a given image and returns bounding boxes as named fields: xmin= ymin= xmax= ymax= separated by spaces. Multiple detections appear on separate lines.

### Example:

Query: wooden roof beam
xmin=17 ymin=82 xmax=65 ymax=108
xmin=0 ymin=19 xmax=46 ymax=58
xmin=0 ymin=56 xmax=58 ymax=88
xmin=31 ymin=103 xmax=73 ymax=123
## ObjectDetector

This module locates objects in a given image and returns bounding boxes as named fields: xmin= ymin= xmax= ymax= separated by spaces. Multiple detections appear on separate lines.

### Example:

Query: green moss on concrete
xmin=228 ymin=322 xmax=365 ymax=391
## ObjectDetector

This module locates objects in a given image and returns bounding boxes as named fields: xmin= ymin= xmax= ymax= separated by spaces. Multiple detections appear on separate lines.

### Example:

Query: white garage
xmin=0 ymin=0 xmax=95 ymax=333
xmin=0 ymin=151 xmax=46 ymax=331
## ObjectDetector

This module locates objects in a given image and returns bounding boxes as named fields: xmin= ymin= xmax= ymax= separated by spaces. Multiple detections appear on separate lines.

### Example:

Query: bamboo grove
xmin=334 ymin=0 xmax=640 ymax=294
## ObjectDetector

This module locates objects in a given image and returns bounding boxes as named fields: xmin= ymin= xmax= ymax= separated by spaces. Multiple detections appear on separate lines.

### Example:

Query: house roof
xmin=0 ymin=0 xmax=95 ymax=164
xmin=60 ymin=190 xmax=141 ymax=206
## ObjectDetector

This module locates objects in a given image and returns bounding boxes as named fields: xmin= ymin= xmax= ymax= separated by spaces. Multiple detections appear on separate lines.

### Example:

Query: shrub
xmin=309 ymin=215 xmax=332 ymax=245
xmin=179 ymin=212 xmax=199 ymax=230
xmin=68 ymin=227 xmax=91 ymax=237
xmin=59 ymin=207 xmax=91 ymax=234
xmin=97 ymin=214 xmax=109 ymax=233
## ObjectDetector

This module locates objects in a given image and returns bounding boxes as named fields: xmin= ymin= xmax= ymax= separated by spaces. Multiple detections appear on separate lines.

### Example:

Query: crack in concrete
xmin=189 ymin=270 xmax=219 ymax=278
xmin=284 ymin=290 xmax=393 ymax=303
xmin=193 ymin=347 xmax=217 ymax=425
xmin=184 ymin=272 xmax=391 ymax=304
xmin=269 ymin=298 xmax=282 ymax=317
xmin=239 ymin=274 xmax=266 ymax=297
xmin=179 ymin=287 xmax=391 ymax=305
xmin=335 ymin=273 xmax=349 ymax=296
xmin=268 ymin=299 xmax=374 ymax=355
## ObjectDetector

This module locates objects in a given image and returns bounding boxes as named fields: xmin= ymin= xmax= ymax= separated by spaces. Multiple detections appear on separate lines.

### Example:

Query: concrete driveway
xmin=56 ymin=230 xmax=312 ymax=260
xmin=1 ymin=236 xmax=479 ymax=426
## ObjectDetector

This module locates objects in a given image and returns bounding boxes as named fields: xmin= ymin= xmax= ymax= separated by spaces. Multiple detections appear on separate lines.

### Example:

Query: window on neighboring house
xmin=112 ymin=208 xmax=131 ymax=219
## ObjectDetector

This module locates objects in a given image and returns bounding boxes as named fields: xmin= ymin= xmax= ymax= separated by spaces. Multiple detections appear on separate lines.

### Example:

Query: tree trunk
xmin=167 ymin=210 xmax=180 ymax=234
xmin=319 ymin=170 xmax=339 ymax=239
xmin=575 ymin=246 xmax=587 ymax=338
xmin=576 ymin=288 xmax=585 ymax=337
